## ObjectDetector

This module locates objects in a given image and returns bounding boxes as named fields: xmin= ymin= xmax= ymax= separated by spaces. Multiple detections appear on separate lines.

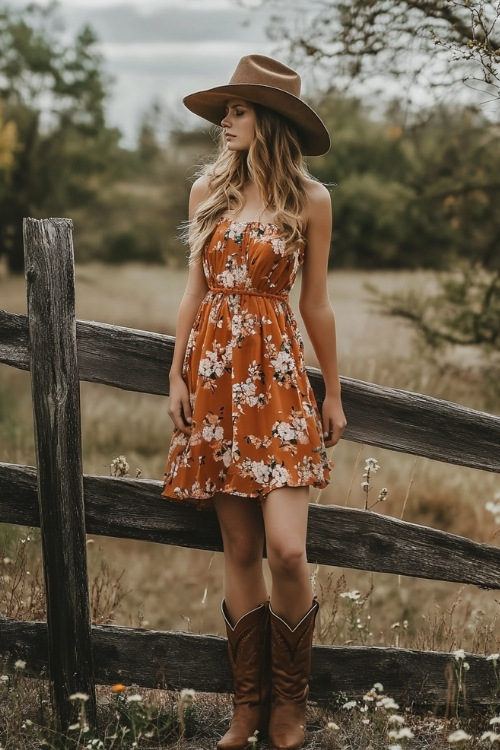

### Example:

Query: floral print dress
xmin=162 ymin=218 xmax=331 ymax=508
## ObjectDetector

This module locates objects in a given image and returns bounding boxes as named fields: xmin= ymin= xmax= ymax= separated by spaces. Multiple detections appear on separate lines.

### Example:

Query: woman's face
xmin=221 ymin=99 xmax=256 ymax=151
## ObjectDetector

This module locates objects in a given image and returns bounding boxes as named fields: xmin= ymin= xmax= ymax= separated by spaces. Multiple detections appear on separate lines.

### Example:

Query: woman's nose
xmin=221 ymin=112 xmax=231 ymax=128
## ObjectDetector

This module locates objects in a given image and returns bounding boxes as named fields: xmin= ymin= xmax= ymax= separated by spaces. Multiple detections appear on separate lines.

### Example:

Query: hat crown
xmin=229 ymin=55 xmax=302 ymax=98
xmin=182 ymin=54 xmax=330 ymax=155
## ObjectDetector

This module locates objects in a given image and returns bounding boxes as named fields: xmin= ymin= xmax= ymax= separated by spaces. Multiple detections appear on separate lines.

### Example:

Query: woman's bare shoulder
xmin=304 ymin=178 xmax=332 ymax=224
xmin=189 ymin=174 xmax=211 ymax=216
xmin=305 ymin=177 xmax=330 ymax=204
xmin=191 ymin=174 xmax=211 ymax=201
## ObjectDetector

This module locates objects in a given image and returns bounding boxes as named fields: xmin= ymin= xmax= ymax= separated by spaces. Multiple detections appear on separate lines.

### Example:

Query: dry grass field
xmin=1 ymin=263 xmax=499 ymax=647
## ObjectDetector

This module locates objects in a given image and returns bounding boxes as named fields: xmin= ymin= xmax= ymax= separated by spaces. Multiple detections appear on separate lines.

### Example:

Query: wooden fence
xmin=1 ymin=218 xmax=500 ymax=728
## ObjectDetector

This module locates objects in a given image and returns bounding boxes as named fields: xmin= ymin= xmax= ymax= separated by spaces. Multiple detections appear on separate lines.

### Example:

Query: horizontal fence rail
xmin=1 ymin=616 xmax=497 ymax=708
xmin=1 ymin=310 xmax=500 ymax=473
xmin=1 ymin=462 xmax=500 ymax=589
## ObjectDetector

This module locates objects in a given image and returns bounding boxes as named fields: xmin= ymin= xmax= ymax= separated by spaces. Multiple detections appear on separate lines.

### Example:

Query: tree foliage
xmin=310 ymin=94 xmax=500 ymax=269
xmin=0 ymin=3 xmax=120 ymax=272
xmin=248 ymin=0 xmax=500 ymax=104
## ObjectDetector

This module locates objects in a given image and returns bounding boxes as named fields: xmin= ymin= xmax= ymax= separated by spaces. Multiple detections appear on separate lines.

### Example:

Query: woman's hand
xmin=168 ymin=373 xmax=193 ymax=435
xmin=321 ymin=395 xmax=346 ymax=448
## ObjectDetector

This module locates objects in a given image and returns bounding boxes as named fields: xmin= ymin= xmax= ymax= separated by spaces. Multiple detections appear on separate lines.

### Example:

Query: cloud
xmin=64 ymin=3 xmax=271 ymax=44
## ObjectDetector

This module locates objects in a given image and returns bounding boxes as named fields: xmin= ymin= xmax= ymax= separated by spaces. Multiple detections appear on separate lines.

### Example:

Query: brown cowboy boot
xmin=217 ymin=600 xmax=271 ymax=750
xmin=268 ymin=599 xmax=319 ymax=750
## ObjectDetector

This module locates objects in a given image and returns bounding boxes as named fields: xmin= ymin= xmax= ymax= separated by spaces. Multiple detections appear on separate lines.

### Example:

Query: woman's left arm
xmin=299 ymin=181 xmax=346 ymax=448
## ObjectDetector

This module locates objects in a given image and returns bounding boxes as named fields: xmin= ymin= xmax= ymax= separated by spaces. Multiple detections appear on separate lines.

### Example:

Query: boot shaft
xmin=222 ymin=601 xmax=271 ymax=707
xmin=269 ymin=600 xmax=318 ymax=702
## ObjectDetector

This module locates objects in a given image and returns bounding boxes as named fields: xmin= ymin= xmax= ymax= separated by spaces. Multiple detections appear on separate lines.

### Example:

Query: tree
xmin=0 ymin=103 xmax=19 ymax=173
xmin=246 ymin=0 xmax=500 ymax=105
xmin=0 ymin=3 xmax=120 ymax=272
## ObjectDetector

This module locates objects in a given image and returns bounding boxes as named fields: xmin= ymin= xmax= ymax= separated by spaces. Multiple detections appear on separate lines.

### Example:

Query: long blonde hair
xmin=186 ymin=104 xmax=312 ymax=265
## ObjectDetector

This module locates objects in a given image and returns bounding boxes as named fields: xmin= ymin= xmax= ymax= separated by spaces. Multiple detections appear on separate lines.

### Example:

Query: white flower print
xmin=271 ymin=464 xmax=291 ymax=485
xmin=271 ymin=237 xmax=287 ymax=256
xmin=274 ymin=421 xmax=296 ymax=442
xmin=231 ymin=312 xmax=260 ymax=343
xmin=248 ymin=460 xmax=271 ymax=485
xmin=199 ymin=349 xmax=226 ymax=379
xmin=217 ymin=262 xmax=248 ymax=289
xmin=233 ymin=379 xmax=266 ymax=411
xmin=202 ymin=424 xmax=224 ymax=443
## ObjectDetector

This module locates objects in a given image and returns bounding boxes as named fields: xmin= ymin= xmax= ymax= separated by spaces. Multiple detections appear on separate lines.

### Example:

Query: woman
xmin=162 ymin=55 xmax=346 ymax=750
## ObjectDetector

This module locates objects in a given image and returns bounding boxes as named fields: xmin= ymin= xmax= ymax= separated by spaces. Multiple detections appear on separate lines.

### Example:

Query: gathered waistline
xmin=208 ymin=286 xmax=289 ymax=301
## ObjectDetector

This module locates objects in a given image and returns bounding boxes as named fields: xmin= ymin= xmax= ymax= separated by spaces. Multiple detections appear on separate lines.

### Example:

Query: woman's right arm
xmin=167 ymin=176 xmax=210 ymax=434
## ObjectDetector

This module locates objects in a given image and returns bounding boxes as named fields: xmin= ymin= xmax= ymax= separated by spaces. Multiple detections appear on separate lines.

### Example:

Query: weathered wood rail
xmin=2 ymin=311 xmax=500 ymax=473
xmin=0 ymin=218 xmax=500 ymax=726
xmin=2 ymin=463 xmax=500 ymax=589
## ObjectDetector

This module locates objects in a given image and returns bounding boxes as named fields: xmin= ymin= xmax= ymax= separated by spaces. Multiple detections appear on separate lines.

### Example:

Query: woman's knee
xmin=223 ymin=531 xmax=264 ymax=569
xmin=267 ymin=540 xmax=307 ymax=578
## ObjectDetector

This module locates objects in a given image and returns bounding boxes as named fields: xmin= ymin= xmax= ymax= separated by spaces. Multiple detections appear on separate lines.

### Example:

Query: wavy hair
xmin=186 ymin=104 xmax=312 ymax=265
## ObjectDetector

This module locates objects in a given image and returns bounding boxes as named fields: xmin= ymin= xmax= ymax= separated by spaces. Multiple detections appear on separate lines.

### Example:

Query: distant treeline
xmin=0 ymin=5 xmax=499 ymax=272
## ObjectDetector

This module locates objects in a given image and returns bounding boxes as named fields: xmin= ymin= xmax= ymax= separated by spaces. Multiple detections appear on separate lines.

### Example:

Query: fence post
xmin=23 ymin=218 xmax=96 ymax=728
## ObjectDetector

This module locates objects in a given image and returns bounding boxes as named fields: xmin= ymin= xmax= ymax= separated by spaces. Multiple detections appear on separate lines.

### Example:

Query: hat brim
xmin=183 ymin=83 xmax=330 ymax=157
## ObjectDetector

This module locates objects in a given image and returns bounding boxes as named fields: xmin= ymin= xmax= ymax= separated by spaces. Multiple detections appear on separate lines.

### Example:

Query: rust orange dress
xmin=162 ymin=218 xmax=331 ymax=509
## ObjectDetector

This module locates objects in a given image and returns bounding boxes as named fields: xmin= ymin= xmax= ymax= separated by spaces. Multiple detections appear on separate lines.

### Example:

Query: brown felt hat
xmin=183 ymin=54 xmax=330 ymax=156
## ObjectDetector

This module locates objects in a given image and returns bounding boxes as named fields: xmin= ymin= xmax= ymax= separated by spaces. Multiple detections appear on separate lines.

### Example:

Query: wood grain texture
xmin=23 ymin=218 xmax=96 ymax=727
xmin=2 ymin=462 xmax=500 ymax=589
xmin=0 ymin=617 xmax=496 ymax=708
xmin=1 ymin=310 xmax=499 ymax=472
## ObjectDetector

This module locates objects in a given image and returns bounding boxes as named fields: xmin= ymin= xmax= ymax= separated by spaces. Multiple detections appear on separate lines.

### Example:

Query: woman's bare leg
xmin=213 ymin=493 xmax=268 ymax=623
xmin=261 ymin=486 xmax=313 ymax=626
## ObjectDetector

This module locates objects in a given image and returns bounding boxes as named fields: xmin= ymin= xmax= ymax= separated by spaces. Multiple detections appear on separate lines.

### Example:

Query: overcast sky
xmin=9 ymin=0 xmax=287 ymax=146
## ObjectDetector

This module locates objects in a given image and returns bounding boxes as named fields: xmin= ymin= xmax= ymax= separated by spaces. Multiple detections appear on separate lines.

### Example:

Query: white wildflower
xmin=327 ymin=722 xmax=340 ymax=730
xmin=491 ymin=718 xmax=500 ymax=725
xmin=448 ymin=729 xmax=472 ymax=743
xmin=482 ymin=731 xmax=500 ymax=743
xmin=126 ymin=693 xmax=143 ymax=703
xmin=378 ymin=696 xmax=399 ymax=710
xmin=487 ymin=654 xmax=500 ymax=664
xmin=373 ymin=682 xmax=384 ymax=692
xmin=342 ymin=700 xmax=357 ymax=709
xmin=110 ymin=455 xmax=129 ymax=477
xmin=14 ymin=659 xmax=26 ymax=670
xmin=340 ymin=590 xmax=361 ymax=601
xmin=180 ymin=688 xmax=196 ymax=701
xmin=365 ymin=457 xmax=380 ymax=472
xmin=388 ymin=715 xmax=406 ymax=725
xmin=389 ymin=728 xmax=415 ymax=740
xmin=453 ymin=649 xmax=466 ymax=661
xmin=69 ymin=692 xmax=89 ymax=702
xmin=486 ymin=501 xmax=500 ymax=518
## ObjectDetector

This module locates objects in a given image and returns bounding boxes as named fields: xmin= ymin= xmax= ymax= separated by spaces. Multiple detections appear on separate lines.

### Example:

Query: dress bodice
xmin=202 ymin=218 xmax=304 ymax=298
